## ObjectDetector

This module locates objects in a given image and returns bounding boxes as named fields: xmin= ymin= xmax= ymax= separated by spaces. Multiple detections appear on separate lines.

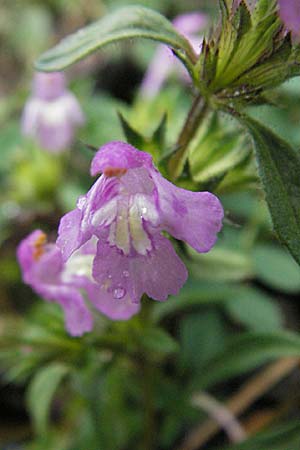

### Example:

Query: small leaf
xmin=180 ymin=310 xmax=228 ymax=369
xmin=35 ymin=6 xmax=196 ymax=73
xmin=118 ymin=112 xmax=146 ymax=148
xmin=139 ymin=328 xmax=178 ymax=356
xmin=224 ymin=286 xmax=283 ymax=331
xmin=188 ymin=246 xmax=253 ymax=282
xmin=152 ymin=113 xmax=167 ymax=153
xmin=195 ymin=331 xmax=300 ymax=389
xmin=26 ymin=362 xmax=69 ymax=435
xmin=253 ymin=244 xmax=300 ymax=293
xmin=151 ymin=280 xmax=237 ymax=323
xmin=242 ymin=116 xmax=300 ymax=266
xmin=188 ymin=113 xmax=250 ymax=184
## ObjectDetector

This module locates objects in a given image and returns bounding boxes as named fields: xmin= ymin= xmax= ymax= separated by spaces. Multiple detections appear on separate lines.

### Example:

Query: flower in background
xmin=278 ymin=0 xmax=300 ymax=40
xmin=140 ymin=12 xmax=207 ymax=98
xmin=17 ymin=230 xmax=139 ymax=336
xmin=21 ymin=72 xmax=85 ymax=152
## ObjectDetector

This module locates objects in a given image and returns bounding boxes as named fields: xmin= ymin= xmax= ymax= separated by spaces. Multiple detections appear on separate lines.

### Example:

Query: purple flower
xmin=278 ymin=0 xmax=300 ymax=40
xmin=55 ymin=141 xmax=223 ymax=324
xmin=21 ymin=72 xmax=85 ymax=153
xmin=17 ymin=230 xmax=140 ymax=336
xmin=140 ymin=12 xmax=207 ymax=98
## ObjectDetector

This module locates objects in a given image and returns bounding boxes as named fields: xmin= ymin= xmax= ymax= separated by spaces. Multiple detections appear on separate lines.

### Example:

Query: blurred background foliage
xmin=1 ymin=1 xmax=300 ymax=449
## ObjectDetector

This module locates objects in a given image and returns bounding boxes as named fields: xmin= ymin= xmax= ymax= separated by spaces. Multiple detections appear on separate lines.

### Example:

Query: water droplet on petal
xmin=113 ymin=287 xmax=126 ymax=299
xmin=108 ymin=273 xmax=112 ymax=279
xmin=141 ymin=207 xmax=147 ymax=214
xmin=122 ymin=270 xmax=129 ymax=278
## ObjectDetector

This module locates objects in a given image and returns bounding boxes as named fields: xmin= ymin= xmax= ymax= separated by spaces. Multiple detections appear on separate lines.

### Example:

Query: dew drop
xmin=113 ymin=287 xmax=126 ymax=299
xmin=122 ymin=270 xmax=129 ymax=277
xmin=141 ymin=207 xmax=147 ymax=214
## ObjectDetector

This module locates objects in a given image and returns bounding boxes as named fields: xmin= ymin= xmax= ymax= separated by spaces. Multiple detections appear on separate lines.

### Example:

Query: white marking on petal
xmin=134 ymin=193 xmax=159 ymax=225
xmin=91 ymin=198 xmax=118 ymax=227
xmin=108 ymin=222 xmax=116 ymax=246
xmin=62 ymin=252 xmax=94 ymax=282
xmin=115 ymin=200 xmax=130 ymax=255
xmin=129 ymin=200 xmax=152 ymax=255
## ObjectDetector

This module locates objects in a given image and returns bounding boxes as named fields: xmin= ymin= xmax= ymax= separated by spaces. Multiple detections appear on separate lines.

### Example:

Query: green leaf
xmin=26 ymin=362 xmax=69 ymax=435
xmin=118 ymin=112 xmax=146 ymax=149
xmin=151 ymin=280 xmax=238 ymax=323
xmin=242 ymin=116 xmax=300 ymax=266
xmin=35 ymin=6 xmax=196 ymax=73
xmin=180 ymin=310 xmax=228 ymax=369
xmin=212 ymin=0 xmax=280 ymax=90
xmin=152 ymin=112 xmax=167 ymax=154
xmin=195 ymin=331 xmax=300 ymax=389
xmin=139 ymin=328 xmax=178 ymax=356
xmin=222 ymin=421 xmax=300 ymax=450
xmin=253 ymin=244 xmax=300 ymax=293
xmin=188 ymin=246 xmax=253 ymax=282
xmin=189 ymin=113 xmax=251 ymax=184
xmin=224 ymin=286 xmax=283 ymax=331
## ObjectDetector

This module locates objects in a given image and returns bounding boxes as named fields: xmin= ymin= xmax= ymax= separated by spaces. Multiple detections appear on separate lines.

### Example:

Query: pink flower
xmin=21 ymin=72 xmax=85 ymax=152
xmin=18 ymin=142 xmax=223 ymax=334
xmin=17 ymin=230 xmax=139 ymax=336
xmin=140 ymin=12 xmax=207 ymax=98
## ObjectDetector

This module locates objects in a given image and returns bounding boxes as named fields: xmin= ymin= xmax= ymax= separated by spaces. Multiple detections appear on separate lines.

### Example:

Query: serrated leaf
xmin=195 ymin=331 xmax=300 ymax=389
xmin=242 ymin=116 xmax=300 ymax=265
xmin=26 ymin=362 xmax=69 ymax=435
xmin=35 ymin=6 xmax=196 ymax=73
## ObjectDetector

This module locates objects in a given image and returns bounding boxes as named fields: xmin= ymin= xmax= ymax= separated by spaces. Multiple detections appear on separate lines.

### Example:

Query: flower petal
xmin=57 ymin=208 xmax=91 ymax=261
xmin=151 ymin=170 xmax=224 ymax=252
xmin=18 ymin=231 xmax=93 ymax=336
xmin=90 ymin=141 xmax=153 ymax=176
xmin=93 ymin=233 xmax=187 ymax=304
xmin=87 ymin=284 xmax=140 ymax=320
xmin=35 ymin=282 xmax=94 ymax=336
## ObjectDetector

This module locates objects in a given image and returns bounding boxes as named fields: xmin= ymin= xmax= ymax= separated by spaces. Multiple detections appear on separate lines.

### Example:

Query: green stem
xmin=168 ymin=94 xmax=208 ymax=180
xmin=140 ymin=356 xmax=155 ymax=450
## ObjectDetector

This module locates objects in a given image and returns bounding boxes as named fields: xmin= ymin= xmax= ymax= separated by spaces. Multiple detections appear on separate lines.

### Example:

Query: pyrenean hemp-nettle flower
xmin=18 ymin=142 xmax=223 ymax=335
xmin=17 ymin=230 xmax=139 ymax=336
xmin=21 ymin=72 xmax=85 ymax=152
xmin=140 ymin=12 xmax=207 ymax=98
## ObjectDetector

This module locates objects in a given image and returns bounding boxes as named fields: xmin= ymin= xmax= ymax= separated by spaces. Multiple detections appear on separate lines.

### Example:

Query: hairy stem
xmin=168 ymin=94 xmax=208 ymax=180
